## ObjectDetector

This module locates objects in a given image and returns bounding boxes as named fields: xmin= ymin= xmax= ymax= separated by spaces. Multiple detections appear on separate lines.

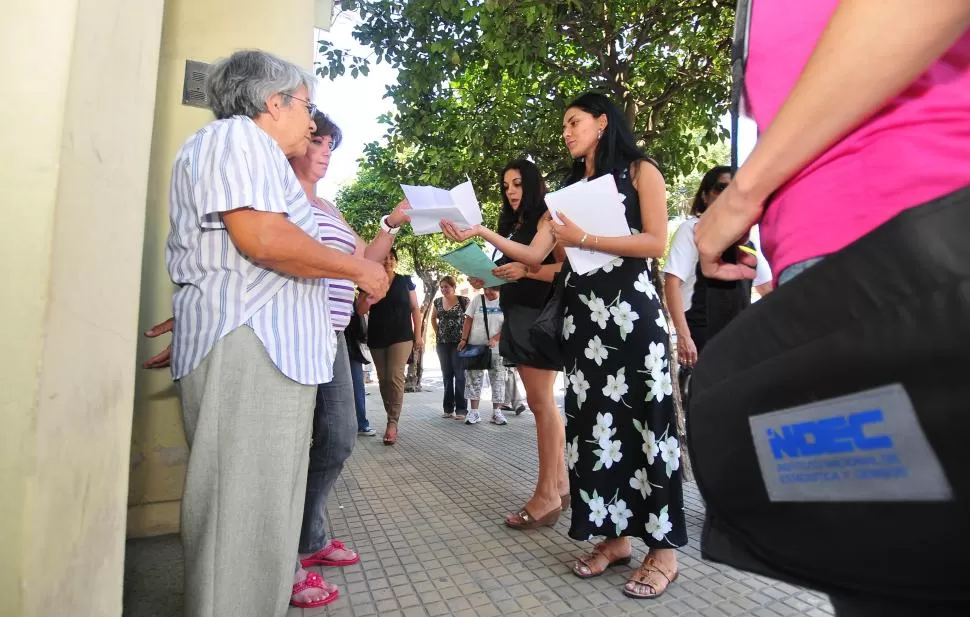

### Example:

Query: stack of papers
xmin=544 ymin=174 xmax=631 ymax=275
xmin=438 ymin=243 xmax=507 ymax=288
xmin=401 ymin=180 xmax=483 ymax=235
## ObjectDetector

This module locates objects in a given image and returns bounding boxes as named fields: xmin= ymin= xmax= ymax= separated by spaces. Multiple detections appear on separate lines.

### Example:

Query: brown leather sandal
xmin=504 ymin=505 xmax=561 ymax=530
xmin=572 ymin=542 xmax=633 ymax=579
xmin=623 ymin=555 xmax=678 ymax=599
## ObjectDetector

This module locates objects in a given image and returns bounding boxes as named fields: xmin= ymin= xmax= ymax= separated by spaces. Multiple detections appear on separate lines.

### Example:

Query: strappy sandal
xmin=623 ymin=555 xmax=678 ymax=599
xmin=572 ymin=542 xmax=633 ymax=579
xmin=383 ymin=425 xmax=397 ymax=445
xmin=290 ymin=571 xmax=339 ymax=609
xmin=504 ymin=505 xmax=561 ymax=530
xmin=300 ymin=539 xmax=360 ymax=567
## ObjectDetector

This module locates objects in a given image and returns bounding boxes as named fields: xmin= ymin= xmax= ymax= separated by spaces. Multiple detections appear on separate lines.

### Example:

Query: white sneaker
xmin=491 ymin=410 xmax=508 ymax=425
xmin=465 ymin=410 xmax=482 ymax=425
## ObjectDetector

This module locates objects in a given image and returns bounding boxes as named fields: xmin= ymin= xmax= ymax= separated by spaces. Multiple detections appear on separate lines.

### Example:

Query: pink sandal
xmin=300 ymin=539 xmax=361 ymax=567
xmin=290 ymin=571 xmax=339 ymax=609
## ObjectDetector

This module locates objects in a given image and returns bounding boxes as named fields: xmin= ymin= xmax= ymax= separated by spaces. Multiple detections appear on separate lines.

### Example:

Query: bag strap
xmin=481 ymin=294 xmax=491 ymax=340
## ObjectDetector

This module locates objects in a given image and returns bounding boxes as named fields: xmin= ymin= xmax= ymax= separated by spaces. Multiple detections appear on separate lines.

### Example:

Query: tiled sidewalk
xmin=124 ymin=372 xmax=834 ymax=617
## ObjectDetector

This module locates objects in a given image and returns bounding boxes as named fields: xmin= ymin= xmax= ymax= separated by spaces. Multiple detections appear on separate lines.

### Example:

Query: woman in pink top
xmin=696 ymin=0 xmax=970 ymax=282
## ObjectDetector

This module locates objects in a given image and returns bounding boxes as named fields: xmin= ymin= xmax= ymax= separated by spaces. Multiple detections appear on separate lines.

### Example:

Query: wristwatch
xmin=380 ymin=215 xmax=400 ymax=235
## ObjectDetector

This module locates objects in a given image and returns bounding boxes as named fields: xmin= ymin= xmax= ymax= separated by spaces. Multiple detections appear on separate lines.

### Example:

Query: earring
xmin=597 ymin=129 xmax=603 ymax=139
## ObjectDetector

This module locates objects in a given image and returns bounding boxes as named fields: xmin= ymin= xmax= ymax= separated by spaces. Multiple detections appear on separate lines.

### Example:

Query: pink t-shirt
xmin=748 ymin=2 xmax=970 ymax=276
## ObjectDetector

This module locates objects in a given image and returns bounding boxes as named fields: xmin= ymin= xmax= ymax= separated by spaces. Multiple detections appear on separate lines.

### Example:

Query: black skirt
xmin=499 ymin=304 xmax=560 ymax=371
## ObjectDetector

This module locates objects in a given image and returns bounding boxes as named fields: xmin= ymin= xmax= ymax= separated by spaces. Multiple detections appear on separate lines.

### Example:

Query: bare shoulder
xmin=630 ymin=159 xmax=665 ymax=189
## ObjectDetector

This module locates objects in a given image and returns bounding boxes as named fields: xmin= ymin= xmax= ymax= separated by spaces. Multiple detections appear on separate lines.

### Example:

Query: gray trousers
xmin=299 ymin=332 xmax=358 ymax=554
xmin=177 ymin=326 xmax=316 ymax=617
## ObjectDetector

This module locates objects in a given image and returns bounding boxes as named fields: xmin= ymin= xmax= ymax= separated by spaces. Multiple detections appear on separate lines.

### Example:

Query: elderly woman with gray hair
xmin=165 ymin=50 xmax=389 ymax=617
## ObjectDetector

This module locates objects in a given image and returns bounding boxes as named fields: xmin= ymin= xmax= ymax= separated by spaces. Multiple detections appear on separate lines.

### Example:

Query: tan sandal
xmin=504 ymin=505 xmax=561 ymax=530
xmin=572 ymin=542 xmax=633 ymax=579
xmin=623 ymin=555 xmax=678 ymax=599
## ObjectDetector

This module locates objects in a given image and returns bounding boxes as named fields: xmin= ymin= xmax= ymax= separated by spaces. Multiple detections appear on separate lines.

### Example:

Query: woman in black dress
xmin=441 ymin=159 xmax=569 ymax=528
xmin=549 ymin=93 xmax=686 ymax=599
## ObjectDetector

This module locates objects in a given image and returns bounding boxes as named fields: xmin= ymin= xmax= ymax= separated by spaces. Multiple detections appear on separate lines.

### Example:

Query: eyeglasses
xmin=712 ymin=182 xmax=730 ymax=194
xmin=282 ymin=92 xmax=317 ymax=118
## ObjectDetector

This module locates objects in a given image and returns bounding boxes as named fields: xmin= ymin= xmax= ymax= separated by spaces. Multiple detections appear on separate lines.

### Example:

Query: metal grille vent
xmin=182 ymin=60 xmax=212 ymax=109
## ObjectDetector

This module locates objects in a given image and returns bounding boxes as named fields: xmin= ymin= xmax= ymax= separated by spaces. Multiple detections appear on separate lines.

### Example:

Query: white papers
xmin=401 ymin=180 xmax=483 ymax=235
xmin=544 ymin=175 xmax=631 ymax=275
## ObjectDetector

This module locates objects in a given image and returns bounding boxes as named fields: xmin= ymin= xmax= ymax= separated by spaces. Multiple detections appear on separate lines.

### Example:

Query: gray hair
xmin=205 ymin=49 xmax=315 ymax=120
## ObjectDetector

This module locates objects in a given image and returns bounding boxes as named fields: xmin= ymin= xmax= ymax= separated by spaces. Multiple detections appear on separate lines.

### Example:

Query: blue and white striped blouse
xmin=166 ymin=115 xmax=336 ymax=386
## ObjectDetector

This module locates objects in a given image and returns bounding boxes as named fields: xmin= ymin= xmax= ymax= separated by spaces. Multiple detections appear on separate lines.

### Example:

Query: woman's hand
xmin=488 ymin=334 xmax=501 ymax=347
xmin=492 ymin=262 xmax=528 ymax=282
xmin=677 ymin=332 xmax=698 ymax=369
xmin=694 ymin=181 xmax=762 ymax=281
xmin=387 ymin=198 xmax=412 ymax=228
xmin=467 ymin=276 xmax=486 ymax=290
xmin=550 ymin=211 xmax=588 ymax=249
xmin=457 ymin=339 xmax=467 ymax=351
xmin=439 ymin=220 xmax=481 ymax=243
xmin=413 ymin=336 xmax=424 ymax=353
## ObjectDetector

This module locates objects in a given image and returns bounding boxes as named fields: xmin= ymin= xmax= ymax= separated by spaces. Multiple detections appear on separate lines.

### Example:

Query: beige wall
xmin=0 ymin=0 xmax=165 ymax=614
xmin=129 ymin=0 xmax=318 ymax=537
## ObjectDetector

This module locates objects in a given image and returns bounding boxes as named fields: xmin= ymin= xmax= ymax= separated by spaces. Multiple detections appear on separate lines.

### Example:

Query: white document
xmin=400 ymin=179 xmax=483 ymax=235
xmin=544 ymin=175 xmax=632 ymax=275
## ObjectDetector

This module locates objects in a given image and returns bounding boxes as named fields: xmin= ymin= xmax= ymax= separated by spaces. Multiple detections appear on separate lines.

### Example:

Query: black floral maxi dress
xmin=562 ymin=165 xmax=688 ymax=549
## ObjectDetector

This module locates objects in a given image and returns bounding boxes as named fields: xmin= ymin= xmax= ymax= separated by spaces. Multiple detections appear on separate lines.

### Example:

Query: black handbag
xmin=459 ymin=297 xmax=493 ymax=370
xmin=528 ymin=263 xmax=568 ymax=368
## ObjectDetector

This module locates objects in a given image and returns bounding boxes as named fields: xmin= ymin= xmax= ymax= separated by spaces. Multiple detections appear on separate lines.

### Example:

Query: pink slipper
xmin=290 ymin=571 xmax=339 ymax=609
xmin=300 ymin=539 xmax=361 ymax=567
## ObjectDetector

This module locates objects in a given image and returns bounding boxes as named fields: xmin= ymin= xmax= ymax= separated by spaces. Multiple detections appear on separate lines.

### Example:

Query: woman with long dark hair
xmin=544 ymin=92 xmax=688 ymax=599
xmin=441 ymin=159 xmax=569 ymax=529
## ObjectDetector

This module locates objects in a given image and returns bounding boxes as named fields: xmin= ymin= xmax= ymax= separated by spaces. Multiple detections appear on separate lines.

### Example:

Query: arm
xmin=697 ymin=0 xmax=970 ymax=277
xmin=221 ymin=209 xmax=388 ymax=298
xmin=361 ymin=199 xmax=411 ymax=262
xmin=755 ymin=282 xmax=774 ymax=298
xmin=440 ymin=218 xmax=557 ymax=267
xmin=459 ymin=315 xmax=472 ymax=351
xmin=429 ymin=303 xmax=439 ymax=338
xmin=551 ymin=161 xmax=668 ymax=259
xmin=492 ymin=261 xmax=563 ymax=284
xmin=664 ymin=274 xmax=698 ymax=368
xmin=410 ymin=290 xmax=423 ymax=351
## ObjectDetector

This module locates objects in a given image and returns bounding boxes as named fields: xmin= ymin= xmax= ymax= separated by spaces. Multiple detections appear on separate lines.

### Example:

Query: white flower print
xmin=584 ymin=335 xmax=609 ymax=366
xmin=645 ymin=507 xmax=674 ymax=542
xmin=654 ymin=307 xmax=669 ymax=332
xmin=588 ymin=495 xmax=608 ymax=527
xmin=660 ymin=436 xmax=682 ymax=477
xmin=644 ymin=341 xmax=666 ymax=373
xmin=647 ymin=365 xmax=673 ymax=403
xmin=591 ymin=412 xmax=615 ymax=446
xmin=609 ymin=301 xmax=639 ymax=340
xmin=570 ymin=369 xmax=590 ymax=407
xmin=602 ymin=369 xmax=629 ymax=402
xmin=588 ymin=295 xmax=611 ymax=330
xmin=633 ymin=270 xmax=658 ymax=300
xmin=596 ymin=439 xmax=623 ymax=469
xmin=566 ymin=436 xmax=580 ymax=470
xmin=642 ymin=429 xmax=659 ymax=465
xmin=608 ymin=499 xmax=634 ymax=534
xmin=563 ymin=314 xmax=576 ymax=340
xmin=600 ymin=257 xmax=623 ymax=273
xmin=629 ymin=468 xmax=653 ymax=500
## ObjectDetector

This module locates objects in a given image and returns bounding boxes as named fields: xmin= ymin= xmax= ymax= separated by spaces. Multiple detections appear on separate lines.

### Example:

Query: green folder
xmin=439 ymin=243 xmax=509 ymax=288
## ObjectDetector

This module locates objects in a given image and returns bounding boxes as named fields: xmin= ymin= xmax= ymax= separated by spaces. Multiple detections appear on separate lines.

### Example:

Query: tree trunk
xmin=404 ymin=269 xmax=437 ymax=392
xmin=650 ymin=259 xmax=693 ymax=481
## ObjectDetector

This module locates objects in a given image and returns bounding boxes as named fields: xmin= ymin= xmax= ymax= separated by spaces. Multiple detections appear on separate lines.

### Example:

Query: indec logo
xmin=766 ymin=409 xmax=894 ymax=460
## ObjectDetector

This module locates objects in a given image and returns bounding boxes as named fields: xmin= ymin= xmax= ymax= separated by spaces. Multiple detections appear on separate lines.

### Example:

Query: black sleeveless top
xmin=366 ymin=274 xmax=415 ymax=348
xmin=496 ymin=220 xmax=556 ymax=309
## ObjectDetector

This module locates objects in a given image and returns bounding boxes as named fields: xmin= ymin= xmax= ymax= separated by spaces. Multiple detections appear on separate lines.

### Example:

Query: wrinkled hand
xmin=677 ymin=332 xmax=698 ymax=369
xmin=492 ymin=262 xmax=528 ymax=282
xmin=695 ymin=182 xmax=762 ymax=280
xmin=387 ymin=198 xmax=412 ymax=228
xmin=356 ymin=259 xmax=390 ymax=303
xmin=143 ymin=317 xmax=174 ymax=369
xmin=467 ymin=276 xmax=486 ymax=290
xmin=439 ymin=220 xmax=480 ymax=243
xmin=550 ymin=211 xmax=587 ymax=248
